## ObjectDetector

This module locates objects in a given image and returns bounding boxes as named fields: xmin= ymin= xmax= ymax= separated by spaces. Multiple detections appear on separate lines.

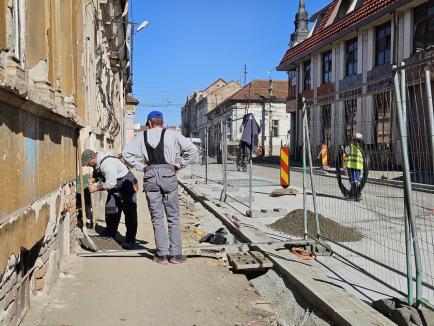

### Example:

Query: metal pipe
xmin=400 ymin=62 xmax=424 ymax=306
xmin=303 ymin=103 xmax=321 ymax=236
xmin=220 ymin=121 xmax=227 ymax=201
xmin=424 ymin=68 xmax=434 ymax=175
xmin=249 ymin=147 xmax=253 ymax=218
xmin=393 ymin=66 xmax=414 ymax=305
xmin=205 ymin=129 xmax=209 ymax=184
xmin=302 ymin=102 xmax=308 ymax=238
xmin=395 ymin=64 xmax=424 ymax=305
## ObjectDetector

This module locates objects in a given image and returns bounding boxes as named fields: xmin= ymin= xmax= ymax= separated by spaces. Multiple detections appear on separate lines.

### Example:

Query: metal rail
xmin=78 ymin=239 xmax=313 ymax=257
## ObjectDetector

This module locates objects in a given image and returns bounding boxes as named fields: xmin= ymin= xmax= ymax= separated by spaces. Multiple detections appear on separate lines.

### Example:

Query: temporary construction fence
xmin=188 ymin=114 xmax=291 ymax=219
xmin=300 ymin=59 xmax=434 ymax=309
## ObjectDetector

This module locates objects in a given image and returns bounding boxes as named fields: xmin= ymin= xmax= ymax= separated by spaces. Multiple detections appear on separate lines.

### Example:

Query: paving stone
xmin=227 ymin=251 xmax=273 ymax=271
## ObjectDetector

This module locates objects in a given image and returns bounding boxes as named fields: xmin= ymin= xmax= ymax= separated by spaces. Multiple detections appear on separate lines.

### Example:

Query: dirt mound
xmin=268 ymin=209 xmax=363 ymax=242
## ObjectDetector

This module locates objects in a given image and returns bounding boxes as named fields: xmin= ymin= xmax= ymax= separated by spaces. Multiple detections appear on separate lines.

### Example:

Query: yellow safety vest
xmin=344 ymin=143 xmax=363 ymax=170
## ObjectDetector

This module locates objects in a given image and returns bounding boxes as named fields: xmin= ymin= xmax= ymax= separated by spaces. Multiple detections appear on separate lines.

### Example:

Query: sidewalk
xmin=22 ymin=176 xmax=273 ymax=326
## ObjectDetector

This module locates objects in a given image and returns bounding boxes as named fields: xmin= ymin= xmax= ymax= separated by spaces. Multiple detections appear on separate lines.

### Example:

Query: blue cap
xmin=147 ymin=111 xmax=163 ymax=120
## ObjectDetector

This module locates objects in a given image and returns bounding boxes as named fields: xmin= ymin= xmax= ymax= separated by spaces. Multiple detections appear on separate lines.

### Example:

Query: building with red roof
xmin=277 ymin=0 xmax=434 ymax=170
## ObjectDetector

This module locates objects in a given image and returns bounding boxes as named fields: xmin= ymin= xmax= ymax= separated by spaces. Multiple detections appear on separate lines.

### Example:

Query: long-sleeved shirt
xmin=122 ymin=128 xmax=198 ymax=172
xmin=96 ymin=152 xmax=129 ymax=189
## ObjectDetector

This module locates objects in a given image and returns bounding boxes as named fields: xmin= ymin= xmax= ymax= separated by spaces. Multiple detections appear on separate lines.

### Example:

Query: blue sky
xmin=130 ymin=0 xmax=330 ymax=126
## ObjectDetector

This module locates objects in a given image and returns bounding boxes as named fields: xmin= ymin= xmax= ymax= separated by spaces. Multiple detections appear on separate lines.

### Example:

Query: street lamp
xmin=121 ymin=19 xmax=149 ymax=147
xmin=136 ymin=20 xmax=149 ymax=32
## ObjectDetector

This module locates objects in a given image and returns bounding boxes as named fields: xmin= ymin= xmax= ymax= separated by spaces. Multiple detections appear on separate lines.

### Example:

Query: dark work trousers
xmin=105 ymin=171 xmax=138 ymax=243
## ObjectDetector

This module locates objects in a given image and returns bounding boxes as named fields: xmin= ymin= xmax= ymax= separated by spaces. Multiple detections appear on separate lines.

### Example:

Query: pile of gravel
xmin=268 ymin=209 xmax=363 ymax=242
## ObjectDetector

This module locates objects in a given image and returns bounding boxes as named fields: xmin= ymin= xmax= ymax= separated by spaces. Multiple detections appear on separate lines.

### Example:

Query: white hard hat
xmin=355 ymin=133 xmax=363 ymax=139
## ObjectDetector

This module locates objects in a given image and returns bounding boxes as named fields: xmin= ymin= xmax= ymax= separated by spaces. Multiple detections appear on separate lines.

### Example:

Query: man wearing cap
xmin=81 ymin=149 xmax=138 ymax=249
xmin=344 ymin=132 xmax=364 ymax=201
xmin=122 ymin=111 xmax=197 ymax=264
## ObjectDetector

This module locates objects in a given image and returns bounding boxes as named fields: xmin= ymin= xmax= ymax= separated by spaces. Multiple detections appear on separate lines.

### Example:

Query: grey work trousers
xmin=143 ymin=164 xmax=181 ymax=256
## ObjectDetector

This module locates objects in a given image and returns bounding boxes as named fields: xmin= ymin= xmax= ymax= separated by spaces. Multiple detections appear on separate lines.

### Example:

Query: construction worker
xmin=81 ymin=149 xmax=138 ymax=249
xmin=344 ymin=132 xmax=364 ymax=201
xmin=122 ymin=111 xmax=198 ymax=265
xmin=317 ymin=143 xmax=328 ymax=170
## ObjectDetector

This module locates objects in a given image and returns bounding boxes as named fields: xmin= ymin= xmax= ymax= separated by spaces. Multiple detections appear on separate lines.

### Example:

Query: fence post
xmin=205 ymin=129 xmax=208 ymax=184
xmin=424 ymin=68 xmax=434 ymax=174
xmin=394 ymin=64 xmax=424 ymax=305
xmin=302 ymin=101 xmax=321 ymax=237
xmin=248 ymin=147 xmax=253 ymax=218
xmin=220 ymin=121 xmax=227 ymax=202
xmin=302 ymin=101 xmax=308 ymax=237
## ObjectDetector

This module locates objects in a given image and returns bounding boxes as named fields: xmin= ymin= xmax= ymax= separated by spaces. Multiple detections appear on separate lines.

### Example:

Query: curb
xmin=180 ymin=179 xmax=397 ymax=326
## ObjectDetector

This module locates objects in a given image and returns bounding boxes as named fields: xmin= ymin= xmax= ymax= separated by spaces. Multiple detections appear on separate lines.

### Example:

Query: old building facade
xmin=207 ymin=80 xmax=291 ymax=158
xmin=278 ymin=0 xmax=434 ymax=173
xmin=0 ymin=0 xmax=132 ymax=324
xmin=181 ymin=78 xmax=229 ymax=138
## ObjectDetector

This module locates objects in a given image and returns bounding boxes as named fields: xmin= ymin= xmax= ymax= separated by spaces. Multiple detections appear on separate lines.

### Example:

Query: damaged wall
xmin=0 ymin=99 xmax=76 ymax=218
xmin=0 ymin=0 xmax=132 ymax=323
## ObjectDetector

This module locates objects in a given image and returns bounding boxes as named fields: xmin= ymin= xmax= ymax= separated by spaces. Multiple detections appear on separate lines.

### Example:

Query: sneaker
xmin=121 ymin=241 xmax=137 ymax=250
xmin=169 ymin=255 xmax=188 ymax=264
xmin=153 ymin=255 xmax=169 ymax=265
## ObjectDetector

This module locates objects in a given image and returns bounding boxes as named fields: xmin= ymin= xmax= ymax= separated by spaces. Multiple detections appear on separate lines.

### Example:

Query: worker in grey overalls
xmin=81 ymin=149 xmax=138 ymax=250
xmin=122 ymin=111 xmax=197 ymax=264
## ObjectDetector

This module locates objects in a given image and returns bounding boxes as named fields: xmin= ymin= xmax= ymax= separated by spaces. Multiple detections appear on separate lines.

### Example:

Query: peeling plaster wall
xmin=0 ymin=101 xmax=76 ymax=218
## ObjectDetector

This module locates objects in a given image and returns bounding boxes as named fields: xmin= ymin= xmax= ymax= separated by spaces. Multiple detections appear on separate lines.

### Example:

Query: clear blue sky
xmin=130 ymin=0 xmax=330 ymax=126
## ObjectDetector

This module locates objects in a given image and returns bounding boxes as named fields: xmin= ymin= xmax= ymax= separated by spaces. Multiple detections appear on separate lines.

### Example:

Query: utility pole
xmin=268 ymin=79 xmax=274 ymax=156
xmin=243 ymin=64 xmax=247 ymax=86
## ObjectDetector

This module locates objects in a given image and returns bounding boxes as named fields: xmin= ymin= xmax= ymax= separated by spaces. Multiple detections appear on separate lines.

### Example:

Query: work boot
xmin=100 ymin=228 xmax=116 ymax=239
xmin=121 ymin=241 xmax=138 ymax=250
xmin=169 ymin=255 xmax=188 ymax=264
xmin=153 ymin=255 xmax=169 ymax=265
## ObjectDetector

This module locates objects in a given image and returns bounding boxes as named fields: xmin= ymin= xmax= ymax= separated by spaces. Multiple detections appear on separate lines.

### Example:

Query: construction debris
xmin=270 ymin=187 xmax=299 ymax=197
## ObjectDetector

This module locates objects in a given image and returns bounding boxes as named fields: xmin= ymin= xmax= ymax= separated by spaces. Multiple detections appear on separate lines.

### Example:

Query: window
xmin=344 ymin=99 xmax=357 ymax=142
xmin=346 ymin=38 xmax=358 ymax=76
xmin=288 ymin=69 xmax=296 ymax=98
xmin=322 ymin=51 xmax=332 ymax=83
xmin=8 ymin=0 xmax=25 ymax=64
xmin=375 ymin=21 xmax=391 ymax=66
xmin=374 ymin=92 xmax=392 ymax=145
xmin=303 ymin=61 xmax=311 ymax=90
xmin=321 ymin=104 xmax=332 ymax=146
xmin=413 ymin=0 xmax=434 ymax=53
xmin=272 ymin=120 xmax=279 ymax=137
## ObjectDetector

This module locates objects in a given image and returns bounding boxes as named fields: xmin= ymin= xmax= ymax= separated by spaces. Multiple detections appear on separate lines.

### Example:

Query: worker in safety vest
xmin=344 ymin=132 xmax=364 ymax=201
xmin=317 ymin=143 xmax=328 ymax=170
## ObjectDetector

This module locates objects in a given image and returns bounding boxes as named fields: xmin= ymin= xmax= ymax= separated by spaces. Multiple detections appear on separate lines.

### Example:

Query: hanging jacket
xmin=240 ymin=113 xmax=261 ymax=154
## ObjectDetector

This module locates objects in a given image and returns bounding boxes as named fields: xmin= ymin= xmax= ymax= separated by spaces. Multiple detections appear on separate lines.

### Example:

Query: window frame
xmin=303 ymin=60 xmax=311 ymax=90
xmin=374 ymin=92 xmax=392 ymax=146
xmin=272 ymin=119 xmax=279 ymax=137
xmin=375 ymin=21 xmax=392 ymax=66
xmin=345 ymin=37 xmax=358 ymax=76
xmin=413 ymin=0 xmax=434 ymax=53
xmin=322 ymin=50 xmax=332 ymax=84
xmin=288 ymin=69 xmax=297 ymax=98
